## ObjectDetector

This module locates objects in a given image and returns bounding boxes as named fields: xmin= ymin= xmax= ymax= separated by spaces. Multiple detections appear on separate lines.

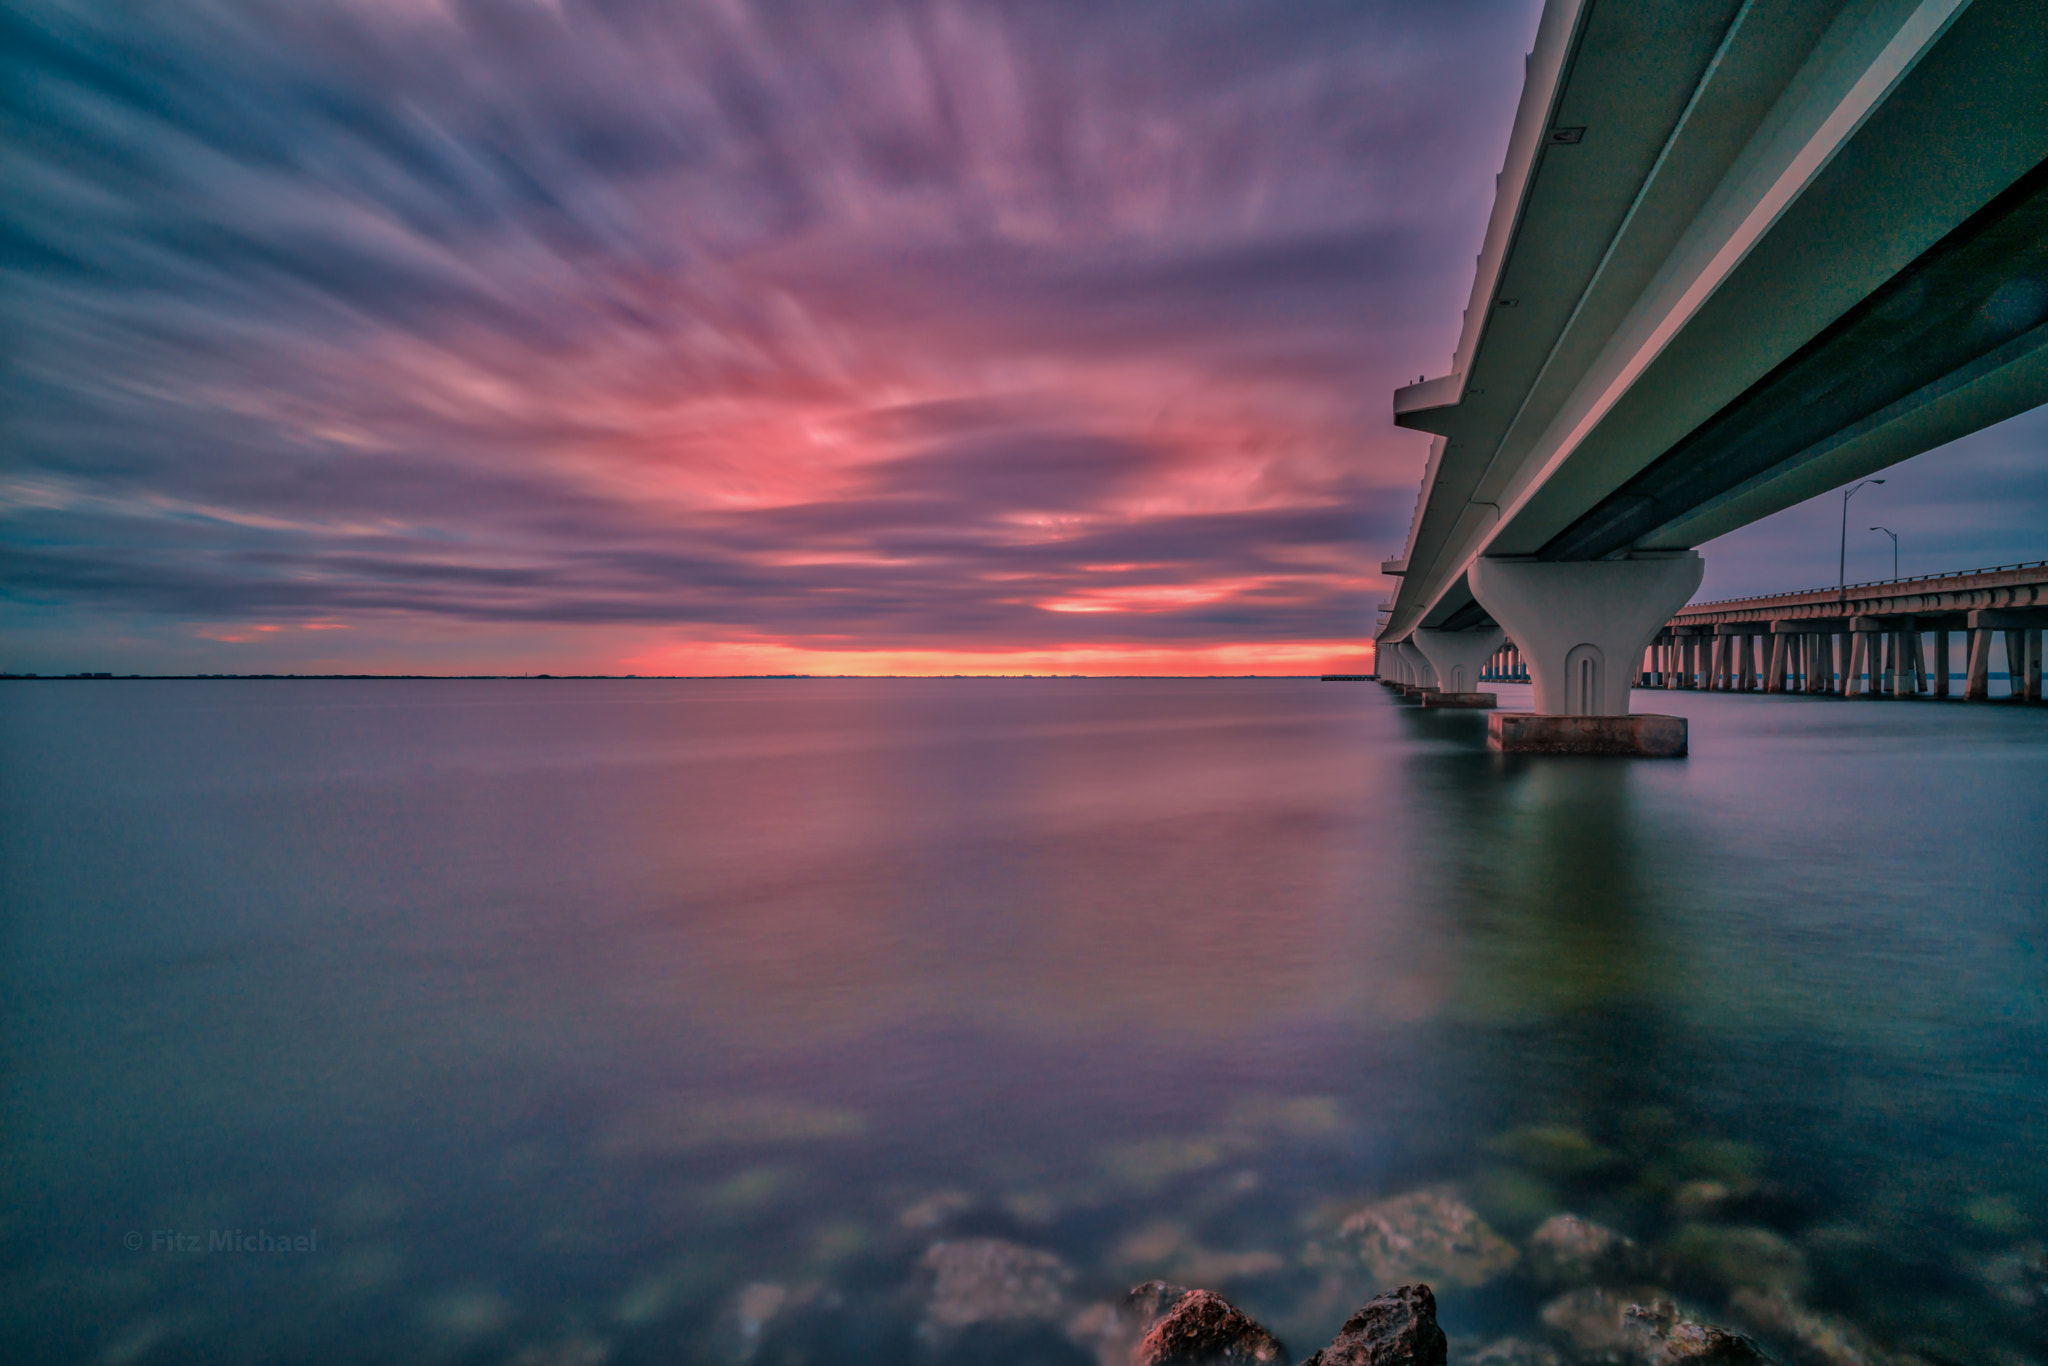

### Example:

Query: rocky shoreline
xmin=702 ymin=1182 xmax=1959 ymax=1366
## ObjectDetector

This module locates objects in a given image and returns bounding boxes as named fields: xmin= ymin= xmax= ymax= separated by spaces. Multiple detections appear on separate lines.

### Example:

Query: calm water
xmin=2 ymin=679 xmax=2044 ymax=1365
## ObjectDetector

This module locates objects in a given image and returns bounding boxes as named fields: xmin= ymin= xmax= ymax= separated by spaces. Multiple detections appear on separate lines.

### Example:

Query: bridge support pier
xmin=1468 ymin=552 xmax=1701 ymax=756
xmin=1965 ymin=628 xmax=1992 ymax=701
xmin=1414 ymin=626 xmax=1505 ymax=708
xmin=1395 ymin=641 xmax=1438 ymax=697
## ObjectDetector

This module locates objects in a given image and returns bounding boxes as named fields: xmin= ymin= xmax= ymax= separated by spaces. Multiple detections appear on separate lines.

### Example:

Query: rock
xmin=507 ymin=1336 xmax=611 ymax=1366
xmin=1487 ymin=1125 xmax=1617 ymax=1179
xmin=1526 ymin=1214 xmax=1649 ymax=1286
xmin=1130 ymin=1284 xmax=1289 ymax=1365
xmin=1316 ymin=1188 xmax=1520 ymax=1290
xmin=1965 ymin=1240 xmax=2048 ymax=1312
xmin=899 ymin=1191 xmax=976 ymax=1230
xmin=1669 ymin=1224 xmax=1808 ymax=1298
xmin=919 ymin=1239 xmax=1074 ymax=1334
xmin=1538 ymin=1290 xmax=1767 ymax=1364
xmin=1450 ymin=1337 xmax=1564 ymax=1366
xmin=1065 ymin=1282 xmax=1287 ymax=1366
xmin=716 ymin=1282 xmax=835 ymax=1362
xmin=1110 ymin=1222 xmax=1284 ymax=1289
xmin=1541 ymin=1286 xmax=1667 ymax=1358
xmin=1624 ymin=1301 xmax=1770 ymax=1364
xmin=1727 ymin=1287 xmax=1926 ymax=1366
xmin=1301 ymin=1284 xmax=1447 ymax=1366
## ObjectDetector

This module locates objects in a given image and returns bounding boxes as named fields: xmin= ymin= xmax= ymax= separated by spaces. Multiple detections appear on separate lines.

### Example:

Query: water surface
xmin=3 ymin=679 xmax=2044 ymax=1364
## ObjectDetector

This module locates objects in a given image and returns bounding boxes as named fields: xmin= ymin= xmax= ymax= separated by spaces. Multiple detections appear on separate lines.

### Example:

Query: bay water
xmin=2 ymin=679 xmax=2044 ymax=1363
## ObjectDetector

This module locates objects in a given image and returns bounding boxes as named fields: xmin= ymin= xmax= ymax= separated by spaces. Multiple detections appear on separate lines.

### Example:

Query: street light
xmin=1839 ymin=479 xmax=1884 ymax=590
xmin=1869 ymin=525 xmax=1898 ymax=581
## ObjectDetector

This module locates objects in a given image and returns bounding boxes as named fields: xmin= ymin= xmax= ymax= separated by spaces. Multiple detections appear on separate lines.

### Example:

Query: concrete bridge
xmin=1373 ymin=0 xmax=2048 ymax=753
xmin=1390 ymin=559 xmax=2047 ymax=704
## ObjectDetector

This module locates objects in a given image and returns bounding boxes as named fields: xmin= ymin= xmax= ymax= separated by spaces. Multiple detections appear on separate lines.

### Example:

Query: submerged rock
xmin=1539 ymin=1289 xmax=1767 ymax=1364
xmin=1526 ymin=1214 xmax=1650 ymax=1287
xmin=1965 ymin=1240 xmax=2048 ymax=1313
xmin=1109 ymin=1222 xmax=1284 ymax=1289
xmin=1450 ymin=1338 xmax=1563 ymax=1366
xmin=1301 ymin=1284 xmax=1448 ymax=1366
xmin=899 ymin=1191 xmax=977 ymax=1231
xmin=1317 ymin=1187 xmax=1520 ymax=1289
xmin=1625 ymin=1301 xmax=1771 ymax=1364
xmin=1727 ymin=1288 xmax=1927 ymax=1366
xmin=1487 ymin=1125 xmax=1617 ymax=1179
xmin=507 ymin=1335 xmax=611 ymax=1366
xmin=1669 ymin=1224 xmax=1808 ymax=1299
xmin=919 ymin=1239 xmax=1075 ymax=1333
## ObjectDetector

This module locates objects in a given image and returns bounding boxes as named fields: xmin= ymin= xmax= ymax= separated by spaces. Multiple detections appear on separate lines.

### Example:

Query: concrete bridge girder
xmin=1377 ymin=0 xmax=2048 ymax=687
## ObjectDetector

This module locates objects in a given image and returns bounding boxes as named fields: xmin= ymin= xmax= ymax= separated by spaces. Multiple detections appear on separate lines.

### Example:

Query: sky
xmin=2 ymin=0 xmax=2041 ymax=677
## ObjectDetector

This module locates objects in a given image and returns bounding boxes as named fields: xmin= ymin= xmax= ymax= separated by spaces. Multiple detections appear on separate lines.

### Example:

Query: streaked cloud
xmin=4 ymin=0 xmax=1551 ymax=672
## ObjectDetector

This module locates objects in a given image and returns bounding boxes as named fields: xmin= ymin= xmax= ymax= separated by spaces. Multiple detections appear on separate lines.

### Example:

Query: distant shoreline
xmin=0 ymin=672 xmax=1364 ymax=682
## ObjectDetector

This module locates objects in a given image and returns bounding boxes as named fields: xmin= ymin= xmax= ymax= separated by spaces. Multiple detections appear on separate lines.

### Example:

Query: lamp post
xmin=1869 ymin=526 xmax=1898 ymax=581
xmin=1840 ymin=479 xmax=1884 ymax=590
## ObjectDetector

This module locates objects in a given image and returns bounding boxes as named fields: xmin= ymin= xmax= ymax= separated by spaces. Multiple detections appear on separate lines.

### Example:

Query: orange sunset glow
xmin=3 ymin=0 xmax=1540 ymax=675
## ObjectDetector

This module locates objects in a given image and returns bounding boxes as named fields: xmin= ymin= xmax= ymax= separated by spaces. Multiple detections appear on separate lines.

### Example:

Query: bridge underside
xmin=1384 ymin=0 xmax=2048 ymax=646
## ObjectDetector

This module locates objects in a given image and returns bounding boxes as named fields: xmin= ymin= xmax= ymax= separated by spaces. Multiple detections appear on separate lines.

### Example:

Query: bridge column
xmin=1894 ymin=621 xmax=1916 ymax=699
xmin=1833 ymin=632 xmax=1851 ymax=696
xmin=2007 ymin=632 xmax=2027 ymax=699
xmin=1765 ymin=632 xmax=1787 ymax=694
xmin=1414 ymin=626 xmax=1505 ymax=706
xmin=1395 ymin=641 xmax=1437 ymax=694
xmin=1965 ymin=628 xmax=1992 ymax=701
xmin=1467 ymin=552 xmax=1701 ymax=755
xmin=2029 ymin=630 xmax=2043 ymax=702
xmin=1934 ymin=629 xmax=1950 ymax=697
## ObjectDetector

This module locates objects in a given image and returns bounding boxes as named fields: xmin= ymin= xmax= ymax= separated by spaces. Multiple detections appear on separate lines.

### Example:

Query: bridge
xmin=1447 ymin=560 xmax=2048 ymax=701
xmin=1372 ymin=0 xmax=2048 ymax=752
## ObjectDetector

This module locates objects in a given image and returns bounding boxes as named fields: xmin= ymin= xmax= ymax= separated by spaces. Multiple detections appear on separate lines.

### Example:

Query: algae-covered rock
xmin=1526 ymin=1214 xmax=1651 ymax=1287
xmin=1487 ymin=1125 xmax=1617 ymax=1179
xmin=1539 ymin=1289 xmax=1767 ymax=1364
xmin=1312 ymin=1187 xmax=1520 ymax=1289
xmin=899 ymin=1191 xmax=976 ymax=1231
xmin=1300 ymin=1283 xmax=1447 ymax=1366
xmin=1670 ymin=1223 xmax=1808 ymax=1298
xmin=1451 ymin=1338 xmax=1563 ymax=1366
xmin=1727 ymin=1287 xmax=1921 ymax=1366
xmin=1108 ymin=1222 xmax=1283 ymax=1290
xmin=1626 ymin=1300 xmax=1771 ymax=1364
xmin=919 ymin=1238 xmax=1074 ymax=1333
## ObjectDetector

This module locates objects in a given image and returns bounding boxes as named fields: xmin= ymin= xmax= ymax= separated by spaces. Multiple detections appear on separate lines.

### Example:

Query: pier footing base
xmin=1488 ymin=712 xmax=1687 ymax=756
xmin=1400 ymin=686 xmax=1440 ymax=700
xmin=1422 ymin=691 xmax=1497 ymax=708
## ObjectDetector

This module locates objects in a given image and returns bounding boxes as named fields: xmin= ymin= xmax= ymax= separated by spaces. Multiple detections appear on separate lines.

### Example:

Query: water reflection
xmin=2 ymin=681 xmax=2044 ymax=1363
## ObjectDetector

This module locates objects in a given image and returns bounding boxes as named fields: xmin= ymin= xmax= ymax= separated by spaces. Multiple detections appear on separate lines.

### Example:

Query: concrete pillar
xmin=1764 ymin=633 xmax=1785 ymax=694
xmin=1833 ymin=632 xmax=1850 ymax=695
xmin=1414 ymin=626 xmax=1506 ymax=699
xmin=2029 ymin=629 xmax=2043 ymax=702
xmin=1847 ymin=633 xmax=1868 ymax=698
xmin=1893 ymin=626 xmax=1914 ymax=698
xmin=1935 ymin=629 xmax=1950 ymax=698
xmin=1735 ymin=634 xmax=1753 ymax=691
xmin=1965 ymin=628 xmax=1991 ymax=701
xmin=2007 ymin=631 xmax=2026 ymax=699
xmin=1466 ymin=552 xmax=1703 ymax=718
xmin=1396 ymin=641 xmax=1437 ymax=690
